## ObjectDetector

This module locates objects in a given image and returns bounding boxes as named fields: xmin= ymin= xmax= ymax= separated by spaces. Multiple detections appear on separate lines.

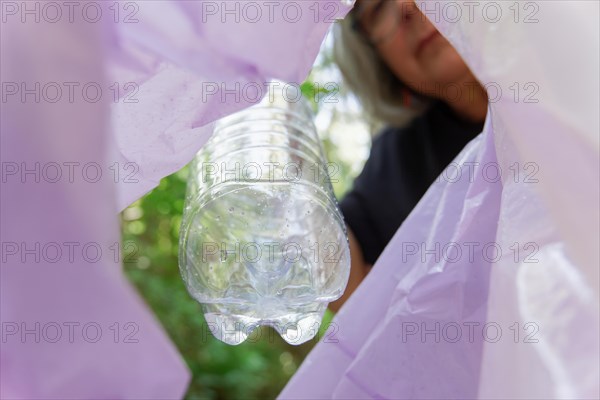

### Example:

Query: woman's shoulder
xmin=370 ymin=101 xmax=444 ymax=148
xmin=369 ymin=110 xmax=432 ymax=162
xmin=364 ymin=100 xmax=484 ymax=187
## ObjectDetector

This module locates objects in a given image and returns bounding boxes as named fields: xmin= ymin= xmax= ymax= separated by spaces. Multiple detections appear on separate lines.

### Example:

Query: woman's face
xmin=356 ymin=0 xmax=472 ymax=97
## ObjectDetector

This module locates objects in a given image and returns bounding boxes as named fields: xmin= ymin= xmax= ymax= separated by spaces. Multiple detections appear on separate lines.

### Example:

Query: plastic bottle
xmin=179 ymin=85 xmax=350 ymax=345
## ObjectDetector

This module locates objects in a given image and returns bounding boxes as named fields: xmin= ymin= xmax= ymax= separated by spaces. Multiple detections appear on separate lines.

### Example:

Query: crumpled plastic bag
xmin=279 ymin=1 xmax=599 ymax=399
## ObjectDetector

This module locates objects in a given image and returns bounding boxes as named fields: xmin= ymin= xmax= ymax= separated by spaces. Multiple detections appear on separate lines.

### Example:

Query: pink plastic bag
xmin=280 ymin=1 xmax=599 ymax=399
xmin=1 ymin=1 xmax=351 ymax=397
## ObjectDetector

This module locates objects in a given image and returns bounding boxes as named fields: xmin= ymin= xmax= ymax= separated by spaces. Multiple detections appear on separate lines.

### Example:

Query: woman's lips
xmin=417 ymin=31 xmax=440 ymax=56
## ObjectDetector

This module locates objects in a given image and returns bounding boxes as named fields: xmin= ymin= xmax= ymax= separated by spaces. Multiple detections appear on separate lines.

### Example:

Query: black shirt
xmin=339 ymin=101 xmax=484 ymax=265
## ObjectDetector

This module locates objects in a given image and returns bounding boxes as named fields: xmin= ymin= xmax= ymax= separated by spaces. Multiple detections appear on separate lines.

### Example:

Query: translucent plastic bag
xmin=280 ymin=1 xmax=599 ymax=399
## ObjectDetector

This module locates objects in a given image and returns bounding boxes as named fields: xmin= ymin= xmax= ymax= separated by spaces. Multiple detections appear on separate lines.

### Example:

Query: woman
xmin=330 ymin=0 xmax=489 ymax=311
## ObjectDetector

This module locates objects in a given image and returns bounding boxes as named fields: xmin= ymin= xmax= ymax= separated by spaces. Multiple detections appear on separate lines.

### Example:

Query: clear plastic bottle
xmin=179 ymin=86 xmax=350 ymax=345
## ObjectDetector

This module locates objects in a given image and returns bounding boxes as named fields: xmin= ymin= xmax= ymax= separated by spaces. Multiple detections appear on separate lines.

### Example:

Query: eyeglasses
xmin=351 ymin=0 xmax=417 ymax=46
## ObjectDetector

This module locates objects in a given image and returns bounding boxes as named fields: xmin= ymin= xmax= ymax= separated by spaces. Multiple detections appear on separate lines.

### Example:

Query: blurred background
xmin=120 ymin=26 xmax=372 ymax=399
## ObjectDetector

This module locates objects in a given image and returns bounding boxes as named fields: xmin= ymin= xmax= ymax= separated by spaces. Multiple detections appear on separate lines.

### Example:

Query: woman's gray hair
xmin=332 ymin=14 xmax=431 ymax=130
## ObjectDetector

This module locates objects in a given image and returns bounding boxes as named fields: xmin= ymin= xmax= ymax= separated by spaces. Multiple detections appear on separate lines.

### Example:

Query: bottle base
xmin=202 ymin=302 xmax=328 ymax=345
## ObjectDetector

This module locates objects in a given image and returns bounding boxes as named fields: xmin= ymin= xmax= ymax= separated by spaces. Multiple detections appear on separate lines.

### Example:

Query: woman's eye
xmin=363 ymin=0 xmax=385 ymax=25
xmin=401 ymin=4 xmax=415 ymax=22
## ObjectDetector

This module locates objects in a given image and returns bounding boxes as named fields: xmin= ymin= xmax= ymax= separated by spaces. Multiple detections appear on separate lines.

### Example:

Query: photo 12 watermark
xmin=200 ymin=81 xmax=339 ymax=104
xmin=415 ymin=1 xmax=540 ymax=24
xmin=433 ymin=161 xmax=540 ymax=185
xmin=202 ymin=320 xmax=339 ymax=345
xmin=200 ymin=240 xmax=343 ymax=265
xmin=401 ymin=321 xmax=540 ymax=344
xmin=2 ymin=321 xmax=140 ymax=344
xmin=405 ymin=81 xmax=540 ymax=105
xmin=1 ymin=2 xmax=140 ymax=24
xmin=400 ymin=241 xmax=540 ymax=264
xmin=1 ymin=240 xmax=139 ymax=265
xmin=199 ymin=161 xmax=340 ymax=186
xmin=200 ymin=1 xmax=344 ymax=24
xmin=2 ymin=81 xmax=140 ymax=104
xmin=1 ymin=161 xmax=140 ymax=184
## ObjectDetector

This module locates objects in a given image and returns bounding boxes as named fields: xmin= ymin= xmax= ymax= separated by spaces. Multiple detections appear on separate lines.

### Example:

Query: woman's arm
xmin=329 ymin=227 xmax=371 ymax=313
